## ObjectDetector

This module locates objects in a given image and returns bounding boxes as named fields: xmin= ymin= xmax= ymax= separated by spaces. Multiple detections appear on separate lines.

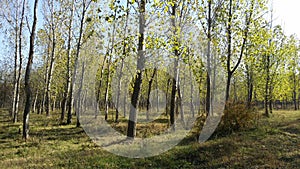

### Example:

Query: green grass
xmin=0 ymin=109 xmax=299 ymax=168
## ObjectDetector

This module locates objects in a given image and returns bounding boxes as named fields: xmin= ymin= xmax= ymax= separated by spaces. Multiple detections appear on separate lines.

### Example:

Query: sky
xmin=1 ymin=0 xmax=300 ymax=64
xmin=273 ymin=0 xmax=300 ymax=38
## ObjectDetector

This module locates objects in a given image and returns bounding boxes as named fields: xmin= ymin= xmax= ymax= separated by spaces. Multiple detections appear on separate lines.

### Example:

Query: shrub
xmin=216 ymin=101 xmax=259 ymax=135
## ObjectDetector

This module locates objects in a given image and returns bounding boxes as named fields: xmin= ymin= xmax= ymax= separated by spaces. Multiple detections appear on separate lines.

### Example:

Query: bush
xmin=216 ymin=102 xmax=259 ymax=135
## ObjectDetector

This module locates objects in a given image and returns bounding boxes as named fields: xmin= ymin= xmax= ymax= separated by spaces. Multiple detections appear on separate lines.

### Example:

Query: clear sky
xmin=1 ymin=0 xmax=300 ymax=63
xmin=273 ymin=0 xmax=300 ymax=38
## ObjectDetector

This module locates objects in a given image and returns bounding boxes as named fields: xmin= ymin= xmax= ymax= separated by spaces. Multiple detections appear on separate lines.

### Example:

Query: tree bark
xmin=146 ymin=68 xmax=157 ymax=121
xmin=225 ymin=0 xmax=252 ymax=102
xmin=188 ymin=53 xmax=195 ymax=118
xmin=245 ymin=62 xmax=253 ymax=108
xmin=115 ymin=57 xmax=124 ymax=122
xmin=13 ymin=0 xmax=26 ymax=123
xmin=178 ymin=86 xmax=185 ymax=126
xmin=67 ymin=0 xmax=90 ymax=125
xmin=205 ymin=0 xmax=212 ymax=116
xmin=11 ymin=2 xmax=19 ymax=118
xmin=170 ymin=3 xmax=179 ymax=132
xmin=104 ymin=63 xmax=111 ymax=121
xmin=293 ymin=72 xmax=297 ymax=110
xmin=45 ymin=0 xmax=57 ymax=117
xmin=104 ymin=7 xmax=117 ymax=121
xmin=61 ymin=0 xmax=74 ymax=123
xmin=76 ymin=61 xmax=85 ymax=127
xmin=32 ymin=91 xmax=38 ymax=113
xmin=115 ymin=1 xmax=129 ymax=122
xmin=23 ymin=0 xmax=38 ymax=140
xmin=94 ymin=52 xmax=108 ymax=118
xmin=264 ymin=53 xmax=270 ymax=117
xmin=45 ymin=35 xmax=56 ymax=117
xmin=165 ymin=78 xmax=171 ymax=116
xmin=127 ymin=0 xmax=146 ymax=139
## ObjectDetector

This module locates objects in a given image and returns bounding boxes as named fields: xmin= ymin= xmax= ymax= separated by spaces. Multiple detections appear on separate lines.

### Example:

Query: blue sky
xmin=1 ymin=0 xmax=300 ymax=65
xmin=0 ymin=0 xmax=43 ymax=67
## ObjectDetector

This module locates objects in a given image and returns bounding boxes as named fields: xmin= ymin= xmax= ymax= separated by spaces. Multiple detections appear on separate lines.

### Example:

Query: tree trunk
xmin=189 ymin=55 xmax=195 ymax=117
xmin=225 ymin=0 xmax=252 ymax=102
xmin=13 ymin=0 xmax=26 ymax=123
xmin=225 ymin=0 xmax=233 ymax=102
xmin=67 ymin=0 xmax=89 ymax=125
xmin=32 ymin=91 xmax=38 ymax=113
xmin=155 ymin=72 xmax=159 ymax=113
xmin=123 ymin=83 xmax=127 ymax=117
xmin=205 ymin=0 xmax=212 ymax=116
xmin=41 ymin=51 xmax=50 ymax=114
xmin=95 ymin=55 xmax=107 ymax=118
xmin=233 ymin=78 xmax=237 ymax=102
xmin=23 ymin=0 xmax=38 ymax=140
xmin=76 ymin=62 xmax=85 ymax=127
xmin=170 ymin=3 xmax=179 ymax=132
xmin=45 ymin=0 xmax=56 ymax=117
xmin=225 ymin=72 xmax=232 ymax=102
xmin=298 ymin=89 xmax=300 ymax=110
xmin=11 ymin=6 xmax=19 ymax=118
xmin=246 ymin=63 xmax=253 ymax=108
xmin=115 ymin=0 xmax=129 ymax=122
xmin=61 ymin=0 xmax=74 ymax=123
xmin=178 ymin=67 xmax=185 ymax=124
xmin=104 ymin=65 xmax=110 ymax=121
xmin=269 ymin=85 xmax=273 ymax=114
xmin=115 ymin=58 xmax=124 ymax=122
xmin=293 ymin=73 xmax=297 ymax=110
xmin=211 ymin=50 xmax=217 ymax=114
xmin=264 ymin=59 xmax=270 ymax=117
xmin=45 ymin=41 xmax=55 ymax=117
xmin=146 ymin=68 xmax=156 ymax=121
xmin=52 ymin=96 xmax=56 ymax=111
xmin=127 ymin=0 xmax=146 ymax=139
xmin=104 ymin=6 xmax=118 ymax=121
xmin=178 ymin=86 xmax=185 ymax=127
xmin=104 ymin=14 xmax=117 ymax=121
xmin=165 ymin=78 xmax=171 ymax=116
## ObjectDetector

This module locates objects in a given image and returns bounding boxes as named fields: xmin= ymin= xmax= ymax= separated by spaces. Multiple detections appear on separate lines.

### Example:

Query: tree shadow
xmin=30 ymin=127 xmax=87 ymax=141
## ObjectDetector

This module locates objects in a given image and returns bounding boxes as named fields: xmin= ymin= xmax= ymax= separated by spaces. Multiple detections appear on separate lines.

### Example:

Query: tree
xmin=127 ymin=0 xmax=146 ymax=139
xmin=242 ymin=0 xmax=268 ymax=108
xmin=286 ymin=35 xmax=299 ymax=110
xmin=169 ymin=0 xmax=180 ymax=131
xmin=67 ymin=0 xmax=92 ymax=126
xmin=103 ymin=1 xmax=118 ymax=121
xmin=0 ymin=0 xmax=27 ymax=122
xmin=23 ymin=0 xmax=38 ymax=140
xmin=198 ymin=0 xmax=223 ymax=115
xmin=264 ymin=25 xmax=286 ymax=116
xmin=14 ymin=0 xmax=26 ymax=122
xmin=114 ymin=0 xmax=130 ymax=122
xmin=61 ymin=0 xmax=75 ymax=123
xmin=224 ymin=0 xmax=254 ymax=102
xmin=44 ymin=0 xmax=60 ymax=117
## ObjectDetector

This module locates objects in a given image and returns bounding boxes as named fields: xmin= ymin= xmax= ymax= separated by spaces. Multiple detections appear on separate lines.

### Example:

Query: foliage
xmin=216 ymin=102 xmax=259 ymax=134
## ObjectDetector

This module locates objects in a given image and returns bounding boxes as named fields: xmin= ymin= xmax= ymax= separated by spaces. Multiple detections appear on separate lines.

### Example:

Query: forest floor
xmin=0 ymin=109 xmax=299 ymax=169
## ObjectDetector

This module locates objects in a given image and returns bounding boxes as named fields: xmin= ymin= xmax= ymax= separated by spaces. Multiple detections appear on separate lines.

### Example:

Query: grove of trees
xmin=0 ymin=0 xmax=299 ymax=141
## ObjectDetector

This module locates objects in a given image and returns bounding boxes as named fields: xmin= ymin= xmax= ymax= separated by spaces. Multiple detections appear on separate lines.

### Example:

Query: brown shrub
xmin=216 ymin=102 xmax=259 ymax=135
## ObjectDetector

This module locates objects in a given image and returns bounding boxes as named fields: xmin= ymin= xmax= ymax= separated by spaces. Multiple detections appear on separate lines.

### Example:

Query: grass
xmin=0 ymin=108 xmax=299 ymax=168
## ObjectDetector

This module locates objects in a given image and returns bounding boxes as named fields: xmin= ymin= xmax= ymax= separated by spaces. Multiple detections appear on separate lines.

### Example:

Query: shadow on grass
xmin=30 ymin=126 xmax=87 ymax=141
xmin=0 ymin=130 xmax=20 ymax=140
xmin=0 ymin=110 xmax=11 ymax=122
xmin=102 ymin=138 xmax=129 ymax=147
xmin=153 ymin=118 xmax=169 ymax=124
